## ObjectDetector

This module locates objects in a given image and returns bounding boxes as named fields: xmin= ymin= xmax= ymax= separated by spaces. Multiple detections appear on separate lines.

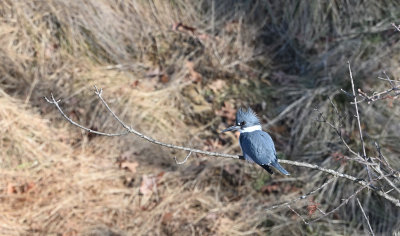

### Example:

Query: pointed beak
xmin=221 ymin=125 xmax=240 ymax=133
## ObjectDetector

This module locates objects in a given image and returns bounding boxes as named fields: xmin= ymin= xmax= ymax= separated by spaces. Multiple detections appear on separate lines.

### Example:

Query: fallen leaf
xmin=121 ymin=161 xmax=139 ymax=173
xmin=160 ymin=74 xmax=170 ymax=83
xmin=260 ymin=184 xmax=280 ymax=194
xmin=209 ymin=79 xmax=226 ymax=94
xmin=172 ymin=22 xmax=196 ymax=34
xmin=215 ymin=101 xmax=236 ymax=123
xmin=22 ymin=182 xmax=35 ymax=193
xmin=156 ymin=171 xmax=165 ymax=179
xmin=140 ymin=175 xmax=156 ymax=196
xmin=7 ymin=183 xmax=16 ymax=195
xmin=331 ymin=152 xmax=346 ymax=164
xmin=185 ymin=61 xmax=202 ymax=83
xmin=162 ymin=212 xmax=173 ymax=224
xmin=204 ymin=139 xmax=223 ymax=151
xmin=146 ymin=68 xmax=162 ymax=78
xmin=130 ymin=80 xmax=139 ymax=88
xmin=307 ymin=199 xmax=320 ymax=216
xmin=6 ymin=182 xmax=35 ymax=194
xmin=223 ymin=21 xmax=239 ymax=33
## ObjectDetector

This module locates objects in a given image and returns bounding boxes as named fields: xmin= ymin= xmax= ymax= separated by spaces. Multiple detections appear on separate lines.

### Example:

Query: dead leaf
xmin=224 ymin=21 xmax=239 ymax=34
xmin=138 ymin=77 xmax=158 ymax=92
xmin=331 ymin=152 xmax=346 ymax=164
xmin=156 ymin=171 xmax=165 ymax=179
xmin=121 ymin=161 xmax=139 ymax=173
xmin=172 ymin=22 xmax=196 ymax=34
xmin=146 ymin=68 xmax=162 ymax=78
xmin=197 ymin=33 xmax=210 ymax=41
xmin=44 ymin=43 xmax=59 ymax=59
xmin=130 ymin=80 xmax=139 ymax=88
xmin=186 ymin=61 xmax=202 ymax=83
xmin=204 ymin=139 xmax=223 ymax=151
xmin=7 ymin=183 xmax=16 ymax=195
xmin=162 ymin=212 xmax=173 ymax=224
xmin=223 ymin=164 xmax=240 ymax=175
xmin=307 ymin=199 xmax=320 ymax=216
xmin=270 ymin=125 xmax=287 ymax=134
xmin=6 ymin=182 xmax=35 ymax=194
xmin=261 ymin=184 xmax=280 ymax=194
xmin=215 ymin=101 xmax=236 ymax=123
xmin=209 ymin=79 xmax=226 ymax=94
xmin=160 ymin=74 xmax=170 ymax=84
xmin=22 ymin=182 xmax=35 ymax=193
xmin=140 ymin=175 xmax=156 ymax=196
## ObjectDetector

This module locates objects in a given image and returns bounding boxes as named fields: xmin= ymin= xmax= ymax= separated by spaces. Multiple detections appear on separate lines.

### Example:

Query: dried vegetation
xmin=1 ymin=0 xmax=400 ymax=235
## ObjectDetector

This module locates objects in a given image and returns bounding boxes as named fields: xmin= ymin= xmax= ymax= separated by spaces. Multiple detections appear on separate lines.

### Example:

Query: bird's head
xmin=221 ymin=107 xmax=261 ymax=133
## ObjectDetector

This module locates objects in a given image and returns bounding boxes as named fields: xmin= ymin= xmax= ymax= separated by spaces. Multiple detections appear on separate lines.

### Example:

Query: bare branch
xmin=315 ymin=101 xmax=400 ymax=208
xmin=357 ymin=198 xmax=375 ymax=236
xmin=45 ymin=91 xmax=240 ymax=159
xmin=45 ymin=88 xmax=400 ymax=208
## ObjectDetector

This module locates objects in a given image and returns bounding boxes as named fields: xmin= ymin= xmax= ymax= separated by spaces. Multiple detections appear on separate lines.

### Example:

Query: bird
xmin=221 ymin=107 xmax=289 ymax=175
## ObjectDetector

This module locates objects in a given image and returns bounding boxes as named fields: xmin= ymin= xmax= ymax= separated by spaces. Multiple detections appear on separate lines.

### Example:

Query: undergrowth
xmin=1 ymin=0 xmax=400 ymax=235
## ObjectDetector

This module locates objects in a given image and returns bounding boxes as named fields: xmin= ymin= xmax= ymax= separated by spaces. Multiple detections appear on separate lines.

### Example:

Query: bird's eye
xmin=240 ymin=121 xmax=246 ymax=126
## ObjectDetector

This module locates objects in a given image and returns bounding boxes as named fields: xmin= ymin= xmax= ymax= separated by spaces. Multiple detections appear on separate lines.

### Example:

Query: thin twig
xmin=348 ymin=62 xmax=367 ymax=160
xmin=357 ymin=198 xmax=375 ymax=236
xmin=287 ymin=205 xmax=308 ymax=224
xmin=348 ymin=62 xmax=373 ymax=182
xmin=284 ymin=175 xmax=390 ymax=225
xmin=383 ymin=71 xmax=395 ymax=87
xmin=307 ymin=184 xmax=368 ymax=224
xmin=355 ymin=72 xmax=400 ymax=104
xmin=174 ymin=151 xmax=192 ymax=165
xmin=307 ymin=173 xmax=391 ymax=224
xmin=266 ymin=177 xmax=337 ymax=211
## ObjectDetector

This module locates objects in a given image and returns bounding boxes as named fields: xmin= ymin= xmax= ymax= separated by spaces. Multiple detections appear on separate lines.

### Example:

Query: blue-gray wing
xmin=239 ymin=130 xmax=277 ymax=165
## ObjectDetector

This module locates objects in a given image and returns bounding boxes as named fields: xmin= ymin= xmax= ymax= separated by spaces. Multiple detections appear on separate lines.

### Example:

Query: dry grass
xmin=1 ymin=0 xmax=400 ymax=235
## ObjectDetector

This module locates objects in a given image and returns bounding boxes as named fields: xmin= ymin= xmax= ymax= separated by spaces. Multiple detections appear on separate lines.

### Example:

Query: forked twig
xmin=266 ymin=177 xmax=337 ymax=211
xmin=45 ymin=94 xmax=129 ymax=137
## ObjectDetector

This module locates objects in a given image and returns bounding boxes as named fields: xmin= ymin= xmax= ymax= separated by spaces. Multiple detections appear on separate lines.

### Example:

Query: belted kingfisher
xmin=221 ymin=108 xmax=289 ymax=175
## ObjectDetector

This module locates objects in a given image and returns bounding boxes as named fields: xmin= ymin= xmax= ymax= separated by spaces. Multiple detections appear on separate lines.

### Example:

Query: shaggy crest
xmin=236 ymin=107 xmax=260 ymax=126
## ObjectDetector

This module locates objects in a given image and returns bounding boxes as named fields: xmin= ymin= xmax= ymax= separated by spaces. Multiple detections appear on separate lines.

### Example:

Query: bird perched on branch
xmin=221 ymin=107 xmax=289 ymax=175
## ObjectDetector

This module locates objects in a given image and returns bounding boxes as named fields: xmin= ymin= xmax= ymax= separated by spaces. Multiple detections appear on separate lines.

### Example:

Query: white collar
xmin=240 ymin=125 xmax=262 ymax=133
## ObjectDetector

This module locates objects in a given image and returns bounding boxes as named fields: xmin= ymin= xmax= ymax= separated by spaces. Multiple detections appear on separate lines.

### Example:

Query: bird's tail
xmin=260 ymin=164 xmax=274 ymax=175
xmin=271 ymin=160 xmax=290 ymax=175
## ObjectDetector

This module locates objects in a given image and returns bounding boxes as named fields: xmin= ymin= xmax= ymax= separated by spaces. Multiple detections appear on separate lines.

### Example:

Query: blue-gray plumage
xmin=221 ymin=107 xmax=289 ymax=175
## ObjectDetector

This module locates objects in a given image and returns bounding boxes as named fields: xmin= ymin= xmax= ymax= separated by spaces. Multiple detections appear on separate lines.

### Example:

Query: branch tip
xmin=174 ymin=151 xmax=192 ymax=165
